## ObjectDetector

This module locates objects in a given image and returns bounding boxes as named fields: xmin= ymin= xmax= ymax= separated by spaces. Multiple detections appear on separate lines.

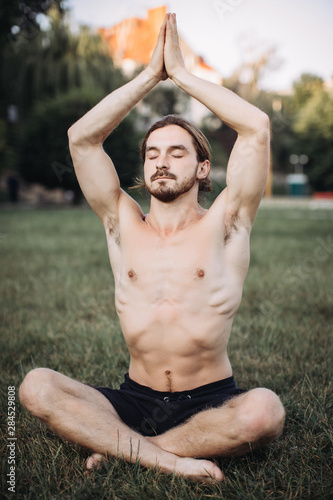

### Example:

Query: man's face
xmin=144 ymin=125 xmax=200 ymax=203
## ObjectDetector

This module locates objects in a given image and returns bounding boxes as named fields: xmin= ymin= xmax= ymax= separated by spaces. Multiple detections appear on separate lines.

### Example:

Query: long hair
xmin=130 ymin=115 xmax=213 ymax=192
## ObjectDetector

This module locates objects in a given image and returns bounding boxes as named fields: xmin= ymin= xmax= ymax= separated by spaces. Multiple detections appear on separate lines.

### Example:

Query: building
xmin=99 ymin=6 xmax=222 ymax=124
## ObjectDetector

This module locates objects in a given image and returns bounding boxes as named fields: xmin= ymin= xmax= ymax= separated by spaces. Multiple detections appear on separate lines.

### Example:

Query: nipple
xmin=128 ymin=269 xmax=137 ymax=280
xmin=197 ymin=269 xmax=205 ymax=279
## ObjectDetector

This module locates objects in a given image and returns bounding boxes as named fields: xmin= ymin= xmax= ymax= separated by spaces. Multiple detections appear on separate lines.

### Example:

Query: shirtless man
xmin=19 ymin=14 xmax=285 ymax=482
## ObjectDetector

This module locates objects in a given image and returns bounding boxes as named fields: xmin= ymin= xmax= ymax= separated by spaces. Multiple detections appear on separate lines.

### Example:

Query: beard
xmin=145 ymin=169 xmax=198 ymax=203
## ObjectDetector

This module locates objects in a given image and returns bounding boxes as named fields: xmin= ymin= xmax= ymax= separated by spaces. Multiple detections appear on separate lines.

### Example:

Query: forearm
xmin=68 ymin=69 xmax=159 ymax=146
xmin=172 ymin=68 xmax=268 ymax=135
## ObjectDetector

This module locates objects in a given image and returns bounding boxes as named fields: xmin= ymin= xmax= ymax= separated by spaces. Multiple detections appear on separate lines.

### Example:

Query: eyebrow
xmin=146 ymin=145 xmax=189 ymax=154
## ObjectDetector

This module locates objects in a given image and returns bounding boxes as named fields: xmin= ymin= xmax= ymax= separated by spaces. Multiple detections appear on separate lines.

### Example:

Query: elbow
xmin=240 ymin=112 xmax=270 ymax=139
xmin=67 ymin=125 xmax=88 ymax=150
xmin=259 ymin=111 xmax=270 ymax=130
xmin=253 ymin=112 xmax=270 ymax=143
xmin=67 ymin=125 xmax=80 ymax=146
xmin=68 ymin=124 xmax=103 ymax=148
xmin=255 ymin=111 xmax=270 ymax=132
xmin=259 ymin=110 xmax=269 ymax=125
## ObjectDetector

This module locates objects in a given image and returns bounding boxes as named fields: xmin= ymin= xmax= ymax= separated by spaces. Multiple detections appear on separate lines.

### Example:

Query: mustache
xmin=150 ymin=170 xmax=177 ymax=182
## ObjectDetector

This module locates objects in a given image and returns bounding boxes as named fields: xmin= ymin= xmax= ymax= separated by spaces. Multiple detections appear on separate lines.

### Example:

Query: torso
xmin=105 ymin=196 xmax=250 ymax=392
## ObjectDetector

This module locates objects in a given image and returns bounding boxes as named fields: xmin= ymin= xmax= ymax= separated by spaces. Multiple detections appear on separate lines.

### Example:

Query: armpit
xmin=224 ymin=210 xmax=240 ymax=245
xmin=105 ymin=215 xmax=120 ymax=245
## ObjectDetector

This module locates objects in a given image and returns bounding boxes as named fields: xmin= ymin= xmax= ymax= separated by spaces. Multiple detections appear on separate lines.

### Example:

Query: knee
xmin=19 ymin=368 xmax=57 ymax=418
xmin=241 ymin=388 xmax=285 ymax=445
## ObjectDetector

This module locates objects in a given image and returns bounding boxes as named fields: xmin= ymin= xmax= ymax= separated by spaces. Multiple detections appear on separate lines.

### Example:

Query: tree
xmin=0 ymin=0 xmax=65 ymax=50
xmin=223 ymin=36 xmax=282 ymax=104
xmin=201 ymin=37 xmax=281 ymax=183
xmin=294 ymin=88 xmax=333 ymax=141
xmin=291 ymin=73 xmax=324 ymax=109
xmin=142 ymin=84 xmax=190 ymax=121
xmin=267 ymin=73 xmax=333 ymax=192
xmin=1 ymin=5 xmax=124 ymax=119
xmin=292 ymin=86 xmax=333 ymax=191
xmin=0 ymin=1 xmax=67 ymax=176
xmin=1 ymin=4 xmax=142 ymax=200
xmin=19 ymin=88 xmax=140 ymax=202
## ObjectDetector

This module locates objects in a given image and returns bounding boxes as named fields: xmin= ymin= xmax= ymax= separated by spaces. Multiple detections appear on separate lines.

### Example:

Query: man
xmin=19 ymin=14 xmax=285 ymax=482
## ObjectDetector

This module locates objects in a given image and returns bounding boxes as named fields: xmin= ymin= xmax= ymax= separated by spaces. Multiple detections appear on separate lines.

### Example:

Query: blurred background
xmin=1 ymin=0 xmax=332 ymax=206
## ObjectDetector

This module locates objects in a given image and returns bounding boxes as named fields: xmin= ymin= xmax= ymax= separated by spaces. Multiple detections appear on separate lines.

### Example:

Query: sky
xmin=65 ymin=0 xmax=333 ymax=92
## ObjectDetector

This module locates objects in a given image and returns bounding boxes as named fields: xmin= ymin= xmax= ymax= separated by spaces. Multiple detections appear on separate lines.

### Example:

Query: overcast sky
xmin=66 ymin=0 xmax=333 ymax=91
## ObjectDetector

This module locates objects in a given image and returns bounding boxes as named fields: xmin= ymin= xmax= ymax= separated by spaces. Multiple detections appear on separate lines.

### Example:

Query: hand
xmin=164 ymin=13 xmax=186 ymax=80
xmin=146 ymin=16 xmax=168 ymax=81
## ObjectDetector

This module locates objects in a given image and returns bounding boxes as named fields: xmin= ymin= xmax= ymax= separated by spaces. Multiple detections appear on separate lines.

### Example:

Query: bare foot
xmin=85 ymin=452 xmax=223 ymax=483
xmin=173 ymin=456 xmax=224 ymax=483
xmin=85 ymin=453 xmax=106 ymax=475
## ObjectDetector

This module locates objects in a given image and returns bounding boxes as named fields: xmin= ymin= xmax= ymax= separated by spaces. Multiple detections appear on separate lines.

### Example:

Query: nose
xmin=156 ymin=154 xmax=169 ymax=170
xmin=156 ymin=165 xmax=170 ymax=173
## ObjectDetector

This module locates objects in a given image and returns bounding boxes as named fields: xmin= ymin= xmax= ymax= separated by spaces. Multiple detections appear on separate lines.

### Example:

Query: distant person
xmin=19 ymin=14 xmax=285 ymax=482
xmin=6 ymin=172 xmax=20 ymax=203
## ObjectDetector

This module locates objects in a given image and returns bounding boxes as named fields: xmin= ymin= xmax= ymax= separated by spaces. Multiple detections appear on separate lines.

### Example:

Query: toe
xmin=86 ymin=453 xmax=105 ymax=471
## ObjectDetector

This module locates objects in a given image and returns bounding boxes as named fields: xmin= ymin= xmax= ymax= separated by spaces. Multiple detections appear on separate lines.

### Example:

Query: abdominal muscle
xmin=108 ymin=213 xmax=249 ymax=393
xmin=115 ymin=267 xmax=239 ymax=392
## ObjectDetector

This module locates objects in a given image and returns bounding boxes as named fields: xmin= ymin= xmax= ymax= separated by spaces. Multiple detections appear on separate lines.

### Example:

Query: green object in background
xmin=286 ymin=174 xmax=308 ymax=196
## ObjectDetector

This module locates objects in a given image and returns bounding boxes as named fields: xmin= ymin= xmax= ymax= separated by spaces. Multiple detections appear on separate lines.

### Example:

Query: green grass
xmin=0 ymin=204 xmax=332 ymax=499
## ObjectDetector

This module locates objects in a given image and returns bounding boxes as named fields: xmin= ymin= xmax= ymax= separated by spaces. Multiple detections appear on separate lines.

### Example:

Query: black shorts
xmin=95 ymin=374 xmax=246 ymax=436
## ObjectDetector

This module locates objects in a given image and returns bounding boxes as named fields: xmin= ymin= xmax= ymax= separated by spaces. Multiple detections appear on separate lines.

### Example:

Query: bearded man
xmin=19 ymin=13 xmax=285 ymax=482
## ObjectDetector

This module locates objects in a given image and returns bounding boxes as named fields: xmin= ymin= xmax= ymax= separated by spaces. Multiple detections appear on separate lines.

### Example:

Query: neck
xmin=146 ymin=192 xmax=205 ymax=236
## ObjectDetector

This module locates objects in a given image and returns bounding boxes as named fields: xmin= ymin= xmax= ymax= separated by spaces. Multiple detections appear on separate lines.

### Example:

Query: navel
xmin=165 ymin=370 xmax=173 ymax=392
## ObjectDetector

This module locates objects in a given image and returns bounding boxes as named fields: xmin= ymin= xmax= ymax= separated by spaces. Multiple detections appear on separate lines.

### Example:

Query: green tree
xmin=142 ymin=85 xmax=190 ymax=120
xmin=291 ymin=73 xmax=324 ymax=109
xmin=292 ymin=86 xmax=333 ymax=191
xmin=0 ymin=1 xmax=66 ymax=176
xmin=0 ymin=0 xmax=65 ymax=50
xmin=1 ymin=5 xmax=124 ymax=119
xmin=201 ymin=39 xmax=282 ymax=192
xmin=1 ymin=4 xmax=142 ymax=200
xmin=18 ymin=88 xmax=140 ymax=202
xmin=294 ymin=88 xmax=333 ymax=140
xmin=257 ymin=73 xmax=333 ymax=192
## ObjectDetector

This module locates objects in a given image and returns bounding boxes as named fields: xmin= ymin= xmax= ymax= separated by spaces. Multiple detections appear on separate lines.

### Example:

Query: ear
xmin=196 ymin=160 xmax=210 ymax=180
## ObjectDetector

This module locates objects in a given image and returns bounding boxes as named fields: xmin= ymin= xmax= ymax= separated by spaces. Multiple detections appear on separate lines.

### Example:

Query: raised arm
xmin=68 ymin=17 xmax=168 ymax=228
xmin=164 ymin=13 xmax=270 ymax=228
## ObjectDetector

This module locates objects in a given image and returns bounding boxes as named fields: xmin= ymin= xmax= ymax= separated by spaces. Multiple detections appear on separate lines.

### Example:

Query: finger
xmin=169 ymin=13 xmax=179 ymax=43
xmin=158 ymin=16 xmax=167 ymax=39
xmin=165 ymin=15 xmax=172 ymax=43
xmin=166 ymin=13 xmax=174 ymax=37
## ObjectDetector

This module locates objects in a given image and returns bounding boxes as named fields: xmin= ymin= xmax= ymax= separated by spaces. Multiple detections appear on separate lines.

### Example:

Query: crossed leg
xmin=19 ymin=368 xmax=223 ymax=482
xmin=148 ymin=387 xmax=285 ymax=458
xmin=19 ymin=368 xmax=285 ymax=482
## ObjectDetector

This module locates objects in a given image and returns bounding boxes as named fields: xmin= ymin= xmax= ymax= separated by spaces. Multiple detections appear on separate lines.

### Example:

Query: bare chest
xmin=108 ymin=220 xmax=247 ymax=312
xmin=129 ymin=236 xmax=208 ymax=282
xmin=114 ymin=222 xmax=217 ymax=281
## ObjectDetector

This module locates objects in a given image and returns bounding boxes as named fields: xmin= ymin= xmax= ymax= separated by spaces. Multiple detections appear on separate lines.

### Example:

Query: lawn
xmin=0 ymin=203 xmax=332 ymax=499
